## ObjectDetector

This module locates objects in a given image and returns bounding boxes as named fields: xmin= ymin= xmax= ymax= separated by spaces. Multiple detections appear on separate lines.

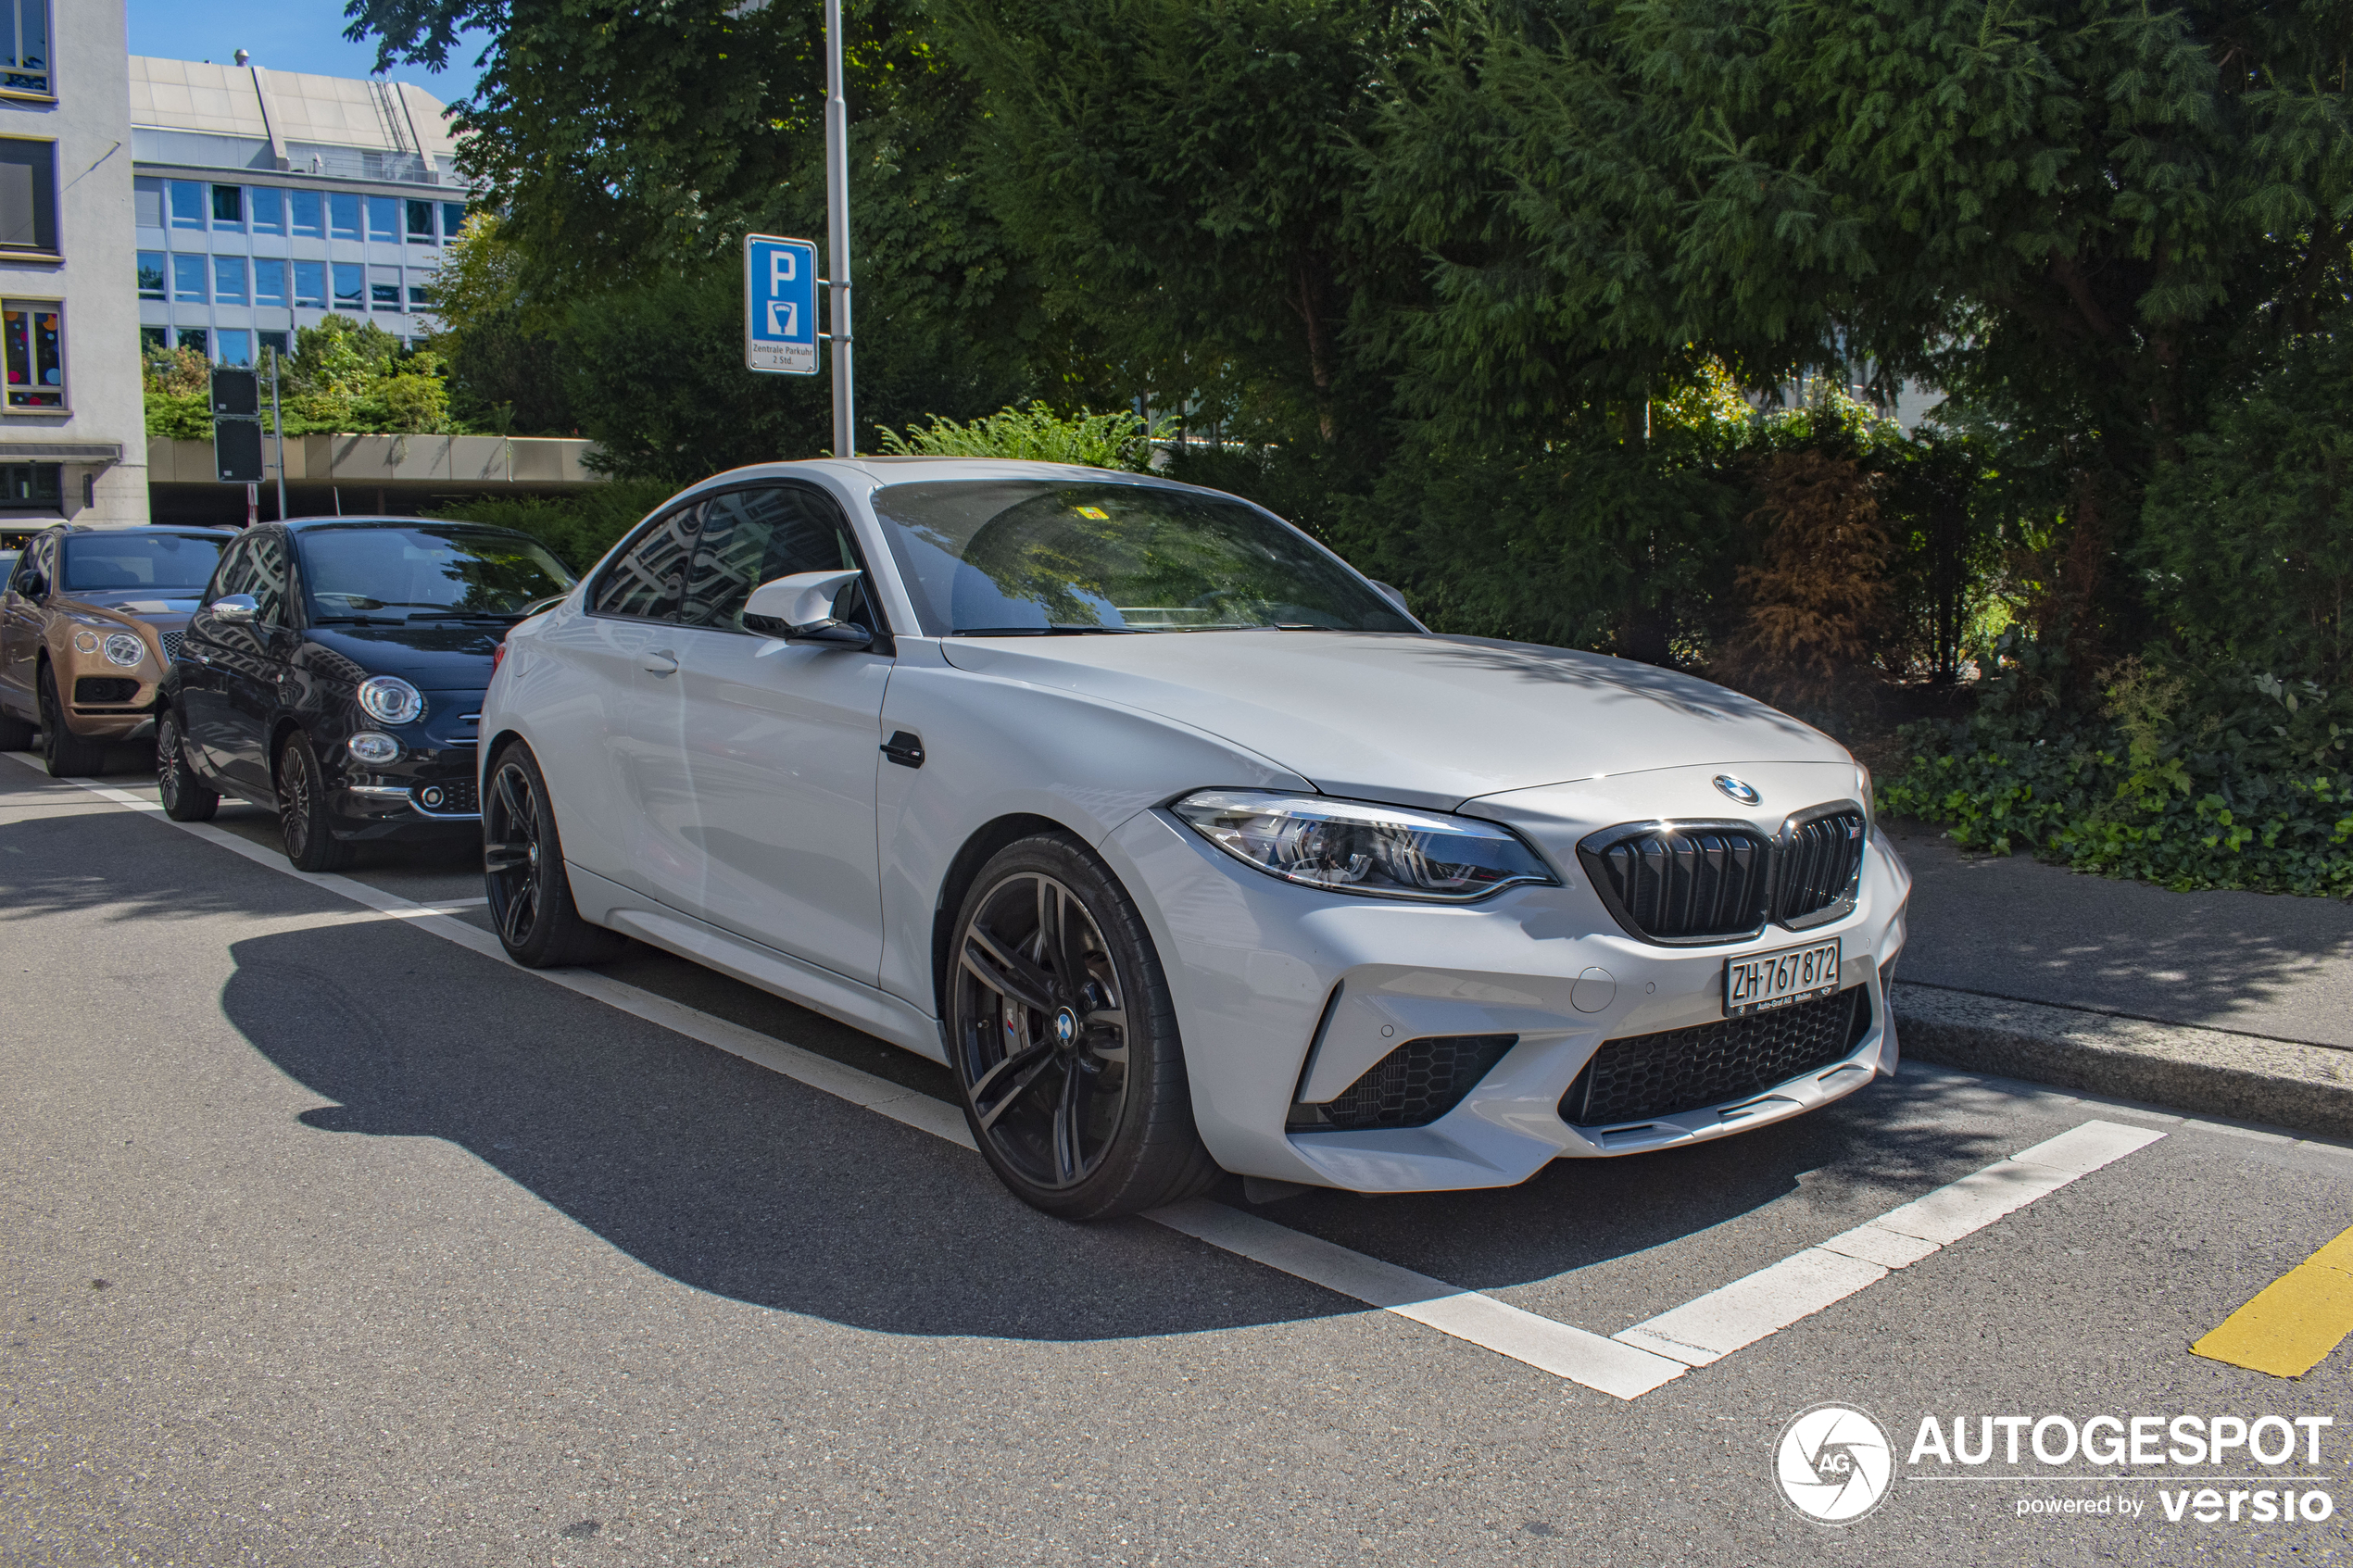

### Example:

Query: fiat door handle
xmin=639 ymin=649 xmax=678 ymax=675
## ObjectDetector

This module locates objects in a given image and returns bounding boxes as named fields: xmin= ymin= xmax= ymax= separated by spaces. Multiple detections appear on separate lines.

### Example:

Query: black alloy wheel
xmin=948 ymin=835 xmax=1220 ymax=1219
xmin=36 ymin=665 xmax=107 ymax=778
xmin=275 ymin=730 xmax=357 ymax=872
xmin=483 ymin=742 xmax=629 ymax=968
xmin=156 ymin=709 xmax=218 ymax=822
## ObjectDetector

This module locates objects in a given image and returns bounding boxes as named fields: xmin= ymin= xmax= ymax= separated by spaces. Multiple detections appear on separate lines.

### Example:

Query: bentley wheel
xmin=156 ymin=709 xmax=218 ymax=822
xmin=275 ymin=729 xmax=357 ymax=872
xmin=947 ymin=834 xmax=1219 ymax=1219
xmin=36 ymin=665 xmax=107 ymax=778
xmin=484 ymin=741 xmax=629 ymax=967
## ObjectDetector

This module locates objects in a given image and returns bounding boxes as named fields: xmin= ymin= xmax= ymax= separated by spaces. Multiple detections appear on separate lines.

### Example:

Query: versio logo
xmin=1776 ymin=1405 xmax=1895 ymax=1524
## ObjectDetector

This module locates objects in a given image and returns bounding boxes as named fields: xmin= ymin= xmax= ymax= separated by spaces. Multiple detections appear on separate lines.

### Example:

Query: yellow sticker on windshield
xmin=1073 ymin=506 xmax=1109 ymax=520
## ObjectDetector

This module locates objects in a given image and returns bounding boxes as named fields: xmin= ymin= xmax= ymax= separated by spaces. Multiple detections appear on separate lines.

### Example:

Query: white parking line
xmin=5 ymin=755 xmax=1683 ymax=1399
xmin=1613 ymin=1118 xmax=2167 ymax=1367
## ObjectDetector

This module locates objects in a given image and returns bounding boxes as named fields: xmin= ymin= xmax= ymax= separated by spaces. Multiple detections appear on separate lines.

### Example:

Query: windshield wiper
xmin=950 ymin=625 xmax=1139 ymax=637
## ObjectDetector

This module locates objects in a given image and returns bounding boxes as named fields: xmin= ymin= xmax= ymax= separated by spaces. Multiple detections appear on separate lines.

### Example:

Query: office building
xmin=0 ymin=0 xmax=145 ymax=526
xmin=128 ymin=55 xmax=470 ymax=369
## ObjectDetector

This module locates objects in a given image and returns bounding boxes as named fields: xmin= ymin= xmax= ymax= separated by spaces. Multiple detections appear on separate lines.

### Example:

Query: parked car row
xmin=10 ymin=463 xmax=1911 ymax=1221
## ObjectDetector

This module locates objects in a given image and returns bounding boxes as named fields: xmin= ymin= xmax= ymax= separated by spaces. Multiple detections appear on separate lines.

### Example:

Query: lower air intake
xmin=1290 ymin=1034 xmax=1517 ymax=1133
xmin=1560 ymin=988 xmax=1869 ymax=1128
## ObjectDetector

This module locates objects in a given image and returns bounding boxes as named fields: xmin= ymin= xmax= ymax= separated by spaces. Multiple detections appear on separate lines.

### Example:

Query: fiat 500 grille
xmin=1579 ymin=808 xmax=1867 ymax=944
xmin=1559 ymin=987 xmax=1868 ymax=1128
xmin=1290 ymin=1034 xmax=1517 ymax=1133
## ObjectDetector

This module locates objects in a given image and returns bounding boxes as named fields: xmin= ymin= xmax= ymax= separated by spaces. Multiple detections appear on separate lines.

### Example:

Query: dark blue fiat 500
xmin=157 ymin=517 xmax=575 ymax=871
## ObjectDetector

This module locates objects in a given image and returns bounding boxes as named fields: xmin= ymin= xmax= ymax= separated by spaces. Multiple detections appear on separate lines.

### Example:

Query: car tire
xmin=483 ymin=740 xmax=631 ymax=967
xmin=155 ymin=707 xmax=219 ymax=822
xmin=946 ymin=834 xmax=1222 ymax=1220
xmin=36 ymin=664 xmax=108 ymax=778
xmin=275 ymin=729 xmax=358 ymax=872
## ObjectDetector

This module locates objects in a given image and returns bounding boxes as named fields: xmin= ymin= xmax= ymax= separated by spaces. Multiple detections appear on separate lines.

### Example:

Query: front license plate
xmin=1724 ymin=939 xmax=1843 ymax=1017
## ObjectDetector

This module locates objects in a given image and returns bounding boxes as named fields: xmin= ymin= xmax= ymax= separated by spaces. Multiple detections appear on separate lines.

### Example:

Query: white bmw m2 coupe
xmin=477 ymin=459 xmax=1911 ymax=1218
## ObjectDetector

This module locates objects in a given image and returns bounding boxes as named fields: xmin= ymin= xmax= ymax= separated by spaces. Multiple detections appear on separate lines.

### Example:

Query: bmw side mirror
xmin=208 ymin=594 xmax=258 ymax=623
xmin=1369 ymin=580 xmax=1411 ymax=615
xmin=744 ymin=569 xmax=873 ymax=650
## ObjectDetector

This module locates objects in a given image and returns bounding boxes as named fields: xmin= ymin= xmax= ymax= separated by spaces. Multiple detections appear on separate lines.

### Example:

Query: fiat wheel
xmin=275 ymin=729 xmax=357 ymax=872
xmin=483 ymin=741 xmax=629 ymax=967
xmin=156 ymin=708 xmax=218 ymax=822
xmin=947 ymin=834 xmax=1219 ymax=1220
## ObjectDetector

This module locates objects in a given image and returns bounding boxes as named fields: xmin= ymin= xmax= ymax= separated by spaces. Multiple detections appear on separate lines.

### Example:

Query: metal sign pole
xmin=824 ymin=0 xmax=854 ymax=457
xmin=269 ymin=347 xmax=287 ymax=520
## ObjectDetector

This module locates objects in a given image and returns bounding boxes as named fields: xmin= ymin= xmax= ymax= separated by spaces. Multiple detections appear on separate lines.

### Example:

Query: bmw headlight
xmin=1172 ymin=790 xmax=1558 ymax=903
xmin=102 ymin=632 xmax=145 ymax=667
xmin=356 ymin=675 xmax=426 ymax=725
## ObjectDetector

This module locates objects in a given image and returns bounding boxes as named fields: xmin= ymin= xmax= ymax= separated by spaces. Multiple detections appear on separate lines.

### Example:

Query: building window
xmin=213 ymin=256 xmax=247 ymax=306
xmin=408 ymin=282 xmax=432 ymax=311
xmin=169 ymin=182 xmax=206 ymax=231
xmin=329 ymin=192 xmax=360 ymax=241
xmin=294 ymin=259 xmax=326 ymax=308
xmin=3 ymin=299 xmax=63 ymax=408
xmin=331 ymin=261 xmax=363 ymax=310
xmin=254 ymin=257 xmax=287 ymax=308
xmin=139 ymin=325 xmax=167 ymax=354
xmin=366 ymin=195 xmax=399 ymax=243
xmin=134 ymin=176 xmax=163 ymax=230
xmin=1 ymin=1 xmax=49 ymax=97
xmin=370 ymin=266 xmax=402 ymax=311
xmin=211 ymin=184 xmax=243 ymax=230
xmin=250 ymin=186 xmax=284 ymax=235
xmin=171 ymin=254 xmax=207 ymax=304
xmin=442 ymin=202 xmax=467 ymax=241
xmin=0 ymin=139 xmax=54 ymax=252
xmin=258 ymin=329 xmax=289 ymax=360
xmin=289 ymin=189 xmax=322 ymax=238
xmin=217 ymin=329 xmax=252 ymax=367
xmin=177 ymin=327 xmax=208 ymax=356
xmin=136 ymin=252 xmax=167 ymax=301
xmin=406 ymin=199 xmax=434 ymax=245
xmin=0 ymin=466 xmax=61 ymax=513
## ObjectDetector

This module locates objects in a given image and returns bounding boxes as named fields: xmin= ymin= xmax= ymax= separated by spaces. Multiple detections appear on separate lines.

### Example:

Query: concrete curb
xmin=1891 ymin=982 xmax=2353 ymax=1141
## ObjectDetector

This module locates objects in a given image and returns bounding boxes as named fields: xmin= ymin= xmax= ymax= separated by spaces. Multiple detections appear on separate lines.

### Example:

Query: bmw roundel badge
xmin=1713 ymin=774 xmax=1762 ymax=806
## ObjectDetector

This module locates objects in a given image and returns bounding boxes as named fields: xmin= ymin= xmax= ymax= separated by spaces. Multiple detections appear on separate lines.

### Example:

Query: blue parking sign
xmin=745 ymin=234 xmax=820 ymax=375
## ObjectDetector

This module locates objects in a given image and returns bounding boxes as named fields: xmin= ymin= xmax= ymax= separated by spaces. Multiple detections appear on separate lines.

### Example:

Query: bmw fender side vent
xmin=1289 ymin=1034 xmax=1516 ymax=1133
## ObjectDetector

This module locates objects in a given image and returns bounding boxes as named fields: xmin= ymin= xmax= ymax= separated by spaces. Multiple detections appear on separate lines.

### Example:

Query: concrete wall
xmin=146 ymin=433 xmax=604 ymax=487
xmin=0 ymin=1 xmax=146 ymax=523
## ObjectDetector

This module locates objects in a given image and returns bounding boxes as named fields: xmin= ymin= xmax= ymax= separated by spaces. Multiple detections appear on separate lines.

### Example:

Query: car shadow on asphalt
xmin=210 ymin=912 xmax=2035 ymax=1343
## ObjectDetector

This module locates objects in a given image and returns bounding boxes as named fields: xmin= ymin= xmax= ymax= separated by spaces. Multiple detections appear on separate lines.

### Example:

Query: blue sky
xmin=122 ymin=0 xmax=489 ymax=98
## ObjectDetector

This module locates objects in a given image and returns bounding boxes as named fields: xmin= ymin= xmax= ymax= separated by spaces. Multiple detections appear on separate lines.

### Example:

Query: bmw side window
xmin=680 ymin=486 xmax=873 ymax=633
xmin=590 ymin=505 xmax=698 ymax=621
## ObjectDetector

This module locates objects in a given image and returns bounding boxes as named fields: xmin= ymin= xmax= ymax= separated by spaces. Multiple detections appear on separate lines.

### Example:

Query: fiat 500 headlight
xmin=102 ymin=632 xmax=145 ymax=667
xmin=356 ymin=675 xmax=426 ymax=725
xmin=1172 ymin=790 xmax=1558 ymax=902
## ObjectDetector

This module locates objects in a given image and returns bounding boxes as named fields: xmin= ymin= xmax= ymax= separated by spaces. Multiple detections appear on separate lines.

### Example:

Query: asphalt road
xmin=4 ymin=756 xmax=2348 ymax=1567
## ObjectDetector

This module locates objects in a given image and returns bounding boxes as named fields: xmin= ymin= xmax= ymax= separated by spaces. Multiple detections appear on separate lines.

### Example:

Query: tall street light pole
xmin=824 ymin=0 xmax=854 ymax=458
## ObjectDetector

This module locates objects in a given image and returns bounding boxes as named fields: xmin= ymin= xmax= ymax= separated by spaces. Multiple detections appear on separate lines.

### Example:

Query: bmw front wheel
xmin=483 ymin=741 xmax=629 ymax=968
xmin=947 ymin=834 xmax=1220 ymax=1220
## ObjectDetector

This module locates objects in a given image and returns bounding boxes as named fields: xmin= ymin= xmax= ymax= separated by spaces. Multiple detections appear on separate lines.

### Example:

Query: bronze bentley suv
xmin=0 ymin=524 xmax=234 ymax=775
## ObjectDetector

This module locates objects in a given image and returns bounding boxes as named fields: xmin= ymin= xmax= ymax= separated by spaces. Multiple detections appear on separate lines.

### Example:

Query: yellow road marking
xmin=2192 ymin=1224 xmax=2353 ymax=1378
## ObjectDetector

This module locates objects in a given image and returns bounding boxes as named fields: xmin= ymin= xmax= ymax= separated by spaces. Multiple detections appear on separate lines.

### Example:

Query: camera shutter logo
xmin=1775 ymin=1404 xmax=1894 ymax=1524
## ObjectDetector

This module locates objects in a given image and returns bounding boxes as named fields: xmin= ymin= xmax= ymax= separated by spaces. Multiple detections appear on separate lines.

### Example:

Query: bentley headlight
xmin=1172 ymin=790 xmax=1557 ymax=903
xmin=356 ymin=675 xmax=426 ymax=725
xmin=103 ymin=632 xmax=145 ymax=667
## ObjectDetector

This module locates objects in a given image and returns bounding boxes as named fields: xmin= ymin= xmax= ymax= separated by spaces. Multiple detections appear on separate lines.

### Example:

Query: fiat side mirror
xmin=743 ymin=569 xmax=872 ymax=650
xmin=208 ymin=594 xmax=258 ymax=623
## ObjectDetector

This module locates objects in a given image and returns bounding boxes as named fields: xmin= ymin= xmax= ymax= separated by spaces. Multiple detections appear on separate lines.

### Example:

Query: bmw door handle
xmin=639 ymin=649 xmax=679 ymax=675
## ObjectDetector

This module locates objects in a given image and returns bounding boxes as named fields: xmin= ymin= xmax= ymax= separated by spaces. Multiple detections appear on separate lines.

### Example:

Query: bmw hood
xmin=935 ymin=630 xmax=1850 ymax=809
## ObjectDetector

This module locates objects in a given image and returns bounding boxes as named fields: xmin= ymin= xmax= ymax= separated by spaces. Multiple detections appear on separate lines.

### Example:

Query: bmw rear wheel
xmin=947 ymin=834 xmax=1220 ymax=1219
xmin=484 ymin=741 xmax=629 ymax=967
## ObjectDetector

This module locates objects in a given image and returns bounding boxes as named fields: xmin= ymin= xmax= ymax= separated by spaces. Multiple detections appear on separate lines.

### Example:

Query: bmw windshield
xmin=867 ymin=480 xmax=1416 ymax=636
